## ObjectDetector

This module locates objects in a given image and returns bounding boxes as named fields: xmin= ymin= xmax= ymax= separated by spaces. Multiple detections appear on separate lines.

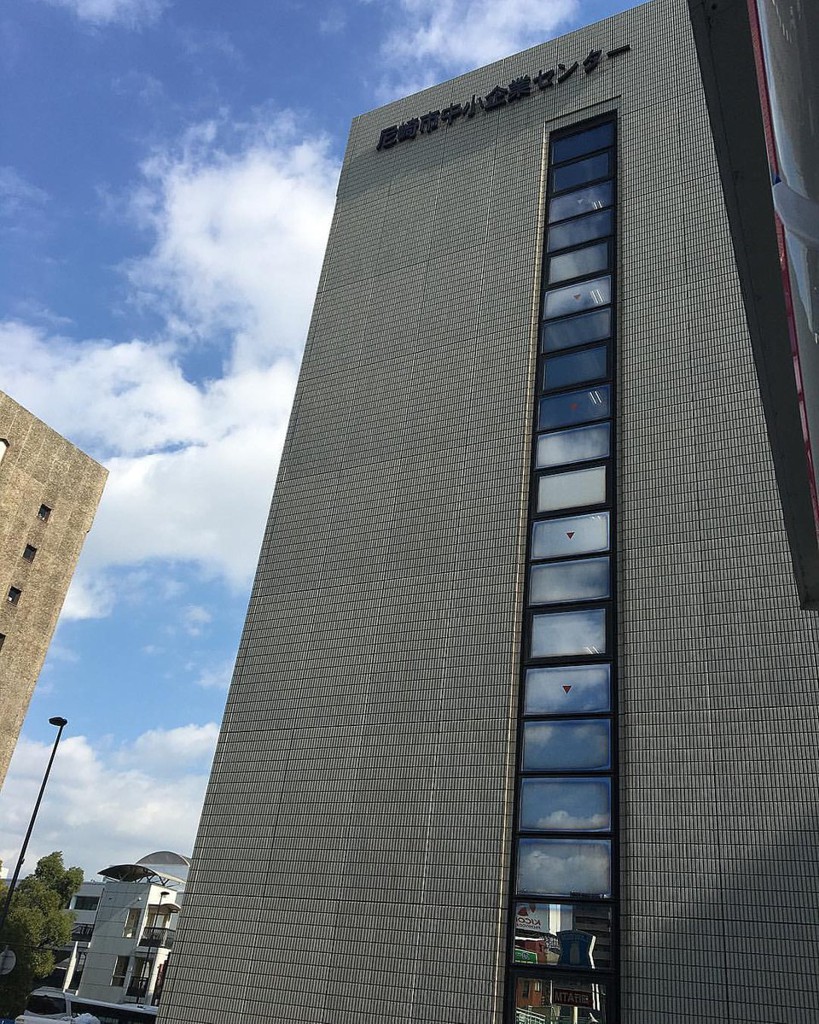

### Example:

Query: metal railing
xmin=126 ymin=978 xmax=148 ymax=999
xmin=138 ymin=926 xmax=173 ymax=948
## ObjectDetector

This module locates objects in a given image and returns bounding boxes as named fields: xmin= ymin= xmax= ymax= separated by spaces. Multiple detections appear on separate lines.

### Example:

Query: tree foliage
xmin=0 ymin=852 xmax=83 ymax=1018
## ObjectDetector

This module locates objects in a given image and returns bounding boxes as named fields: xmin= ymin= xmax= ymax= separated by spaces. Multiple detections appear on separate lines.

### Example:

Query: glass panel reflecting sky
xmin=544 ymin=345 xmax=607 ymax=391
xmin=548 ymin=208 xmax=613 ymax=253
xmin=538 ymin=385 xmax=610 ymax=431
xmin=536 ymin=424 xmax=611 ymax=470
xmin=524 ymin=664 xmax=611 ymax=714
xmin=531 ymin=608 xmax=607 ymax=657
xmin=543 ymin=276 xmax=611 ymax=320
xmin=520 ymin=778 xmax=611 ymax=832
xmin=517 ymin=838 xmax=612 ymax=896
xmin=522 ymin=720 xmax=611 ymax=771
xmin=552 ymin=122 xmax=615 ymax=164
xmin=549 ymin=181 xmax=613 ymax=224
xmin=548 ymin=242 xmax=609 ymax=285
xmin=513 ymin=901 xmax=612 ymax=970
xmin=529 ymin=556 xmax=610 ymax=605
xmin=541 ymin=308 xmax=611 ymax=352
xmin=537 ymin=466 xmax=607 ymax=513
xmin=532 ymin=512 xmax=609 ymax=560
xmin=552 ymin=152 xmax=611 ymax=193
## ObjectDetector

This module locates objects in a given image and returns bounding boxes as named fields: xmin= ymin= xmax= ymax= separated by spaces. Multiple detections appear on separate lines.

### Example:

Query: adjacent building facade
xmin=688 ymin=0 xmax=819 ymax=606
xmin=52 ymin=853 xmax=188 ymax=1008
xmin=0 ymin=391 xmax=107 ymax=788
xmin=159 ymin=1 xmax=819 ymax=1022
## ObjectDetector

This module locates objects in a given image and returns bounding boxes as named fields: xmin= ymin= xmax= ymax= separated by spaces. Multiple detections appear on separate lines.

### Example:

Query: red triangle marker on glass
xmin=566 ymin=531 xmax=575 ymax=539
xmin=563 ymin=685 xmax=572 ymax=693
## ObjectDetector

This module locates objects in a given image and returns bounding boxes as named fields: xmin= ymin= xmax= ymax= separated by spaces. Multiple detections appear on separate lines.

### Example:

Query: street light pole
xmin=0 ymin=716 xmax=68 ymax=944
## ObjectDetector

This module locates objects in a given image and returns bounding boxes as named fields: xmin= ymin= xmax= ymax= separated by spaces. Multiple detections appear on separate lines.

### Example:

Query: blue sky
xmin=0 ymin=0 xmax=631 ymax=877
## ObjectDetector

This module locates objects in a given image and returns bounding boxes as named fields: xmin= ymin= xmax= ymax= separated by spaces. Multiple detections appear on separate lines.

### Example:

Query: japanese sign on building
xmin=376 ymin=44 xmax=631 ymax=151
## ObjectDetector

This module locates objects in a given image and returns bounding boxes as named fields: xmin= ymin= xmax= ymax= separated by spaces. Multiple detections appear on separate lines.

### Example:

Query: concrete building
xmin=0 ymin=391 xmax=107 ymax=787
xmin=158 ymin=2 xmax=819 ymax=1022
xmin=60 ymin=853 xmax=188 ymax=1008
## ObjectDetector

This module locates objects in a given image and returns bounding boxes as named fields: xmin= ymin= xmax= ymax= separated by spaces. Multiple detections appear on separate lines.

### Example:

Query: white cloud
xmin=181 ymin=605 xmax=212 ymax=636
xmin=0 ymin=726 xmax=219 ymax=874
xmin=376 ymin=0 xmax=579 ymax=97
xmin=62 ymin=571 xmax=118 ymax=620
xmin=319 ymin=7 xmax=347 ymax=34
xmin=193 ymin=659 xmax=234 ymax=691
xmin=129 ymin=114 xmax=338 ymax=371
xmin=37 ymin=0 xmax=167 ymax=27
xmin=0 ymin=111 xmax=338 ymax=609
xmin=0 ymin=166 xmax=49 ymax=219
xmin=123 ymin=722 xmax=220 ymax=769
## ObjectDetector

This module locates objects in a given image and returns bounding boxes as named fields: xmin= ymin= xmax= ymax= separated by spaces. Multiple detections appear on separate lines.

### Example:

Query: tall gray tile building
xmin=159 ymin=1 xmax=819 ymax=1022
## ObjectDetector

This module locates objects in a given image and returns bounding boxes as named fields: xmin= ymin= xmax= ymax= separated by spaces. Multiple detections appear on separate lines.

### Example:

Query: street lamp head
xmin=48 ymin=717 xmax=68 ymax=728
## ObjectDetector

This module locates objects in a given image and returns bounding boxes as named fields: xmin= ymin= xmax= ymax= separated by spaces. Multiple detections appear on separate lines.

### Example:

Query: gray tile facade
xmin=158 ymin=2 xmax=819 ymax=1021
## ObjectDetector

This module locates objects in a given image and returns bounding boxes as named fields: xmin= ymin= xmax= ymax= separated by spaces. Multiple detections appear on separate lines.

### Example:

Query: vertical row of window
xmin=3 ymin=503 xmax=50 ymax=618
xmin=508 ymin=117 xmax=618 ymax=1024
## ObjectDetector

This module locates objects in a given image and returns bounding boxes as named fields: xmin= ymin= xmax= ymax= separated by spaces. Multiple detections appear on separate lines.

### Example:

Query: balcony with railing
xmin=137 ymin=926 xmax=173 ymax=949
xmin=126 ymin=977 xmax=148 ymax=1000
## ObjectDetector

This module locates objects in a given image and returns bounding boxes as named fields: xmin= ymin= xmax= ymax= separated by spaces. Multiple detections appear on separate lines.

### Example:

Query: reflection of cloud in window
xmin=525 ymin=666 xmax=610 ymax=714
xmin=537 ymin=809 xmax=609 ymax=829
xmin=518 ymin=839 xmax=611 ymax=895
xmin=537 ymin=423 xmax=609 ymax=468
xmin=530 ymin=558 xmax=609 ymax=603
xmin=532 ymin=608 xmax=606 ymax=656
xmin=522 ymin=779 xmax=610 ymax=831
xmin=524 ymin=721 xmax=610 ymax=770
xmin=532 ymin=512 xmax=609 ymax=559
xmin=538 ymin=466 xmax=606 ymax=513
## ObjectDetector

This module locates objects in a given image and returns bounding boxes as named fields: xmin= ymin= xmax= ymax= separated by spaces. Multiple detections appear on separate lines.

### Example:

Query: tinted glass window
xmin=536 ymin=423 xmax=610 ymax=470
xmin=512 ymin=901 xmax=613 ymax=969
xmin=522 ymin=719 xmax=611 ymax=771
xmin=552 ymin=122 xmax=615 ymax=163
xmin=547 ymin=208 xmax=613 ymax=253
xmin=531 ymin=512 xmax=610 ymax=560
xmin=530 ymin=556 xmax=610 ymax=604
xmin=517 ymin=838 xmax=612 ymax=896
xmin=541 ymin=308 xmax=611 ymax=352
xmin=544 ymin=345 xmax=607 ymax=391
xmin=552 ymin=151 xmax=611 ymax=193
xmin=538 ymin=385 xmax=610 ymax=431
xmin=520 ymin=777 xmax=611 ymax=832
xmin=537 ymin=466 xmax=606 ymax=514
xmin=513 ymin=974 xmax=610 ymax=1018
xmin=548 ymin=181 xmax=613 ymax=223
xmin=548 ymin=242 xmax=609 ymax=285
xmin=531 ymin=607 xmax=606 ymax=657
xmin=524 ymin=664 xmax=611 ymax=714
xmin=27 ymin=995 xmax=67 ymax=1015
xmin=543 ymin=276 xmax=610 ymax=320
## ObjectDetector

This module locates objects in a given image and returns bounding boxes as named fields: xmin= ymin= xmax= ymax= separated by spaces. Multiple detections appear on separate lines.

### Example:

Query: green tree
xmin=0 ymin=851 xmax=83 ymax=1018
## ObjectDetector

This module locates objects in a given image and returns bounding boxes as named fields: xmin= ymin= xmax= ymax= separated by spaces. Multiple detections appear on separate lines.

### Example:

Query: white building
xmin=62 ymin=852 xmax=188 ymax=1009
